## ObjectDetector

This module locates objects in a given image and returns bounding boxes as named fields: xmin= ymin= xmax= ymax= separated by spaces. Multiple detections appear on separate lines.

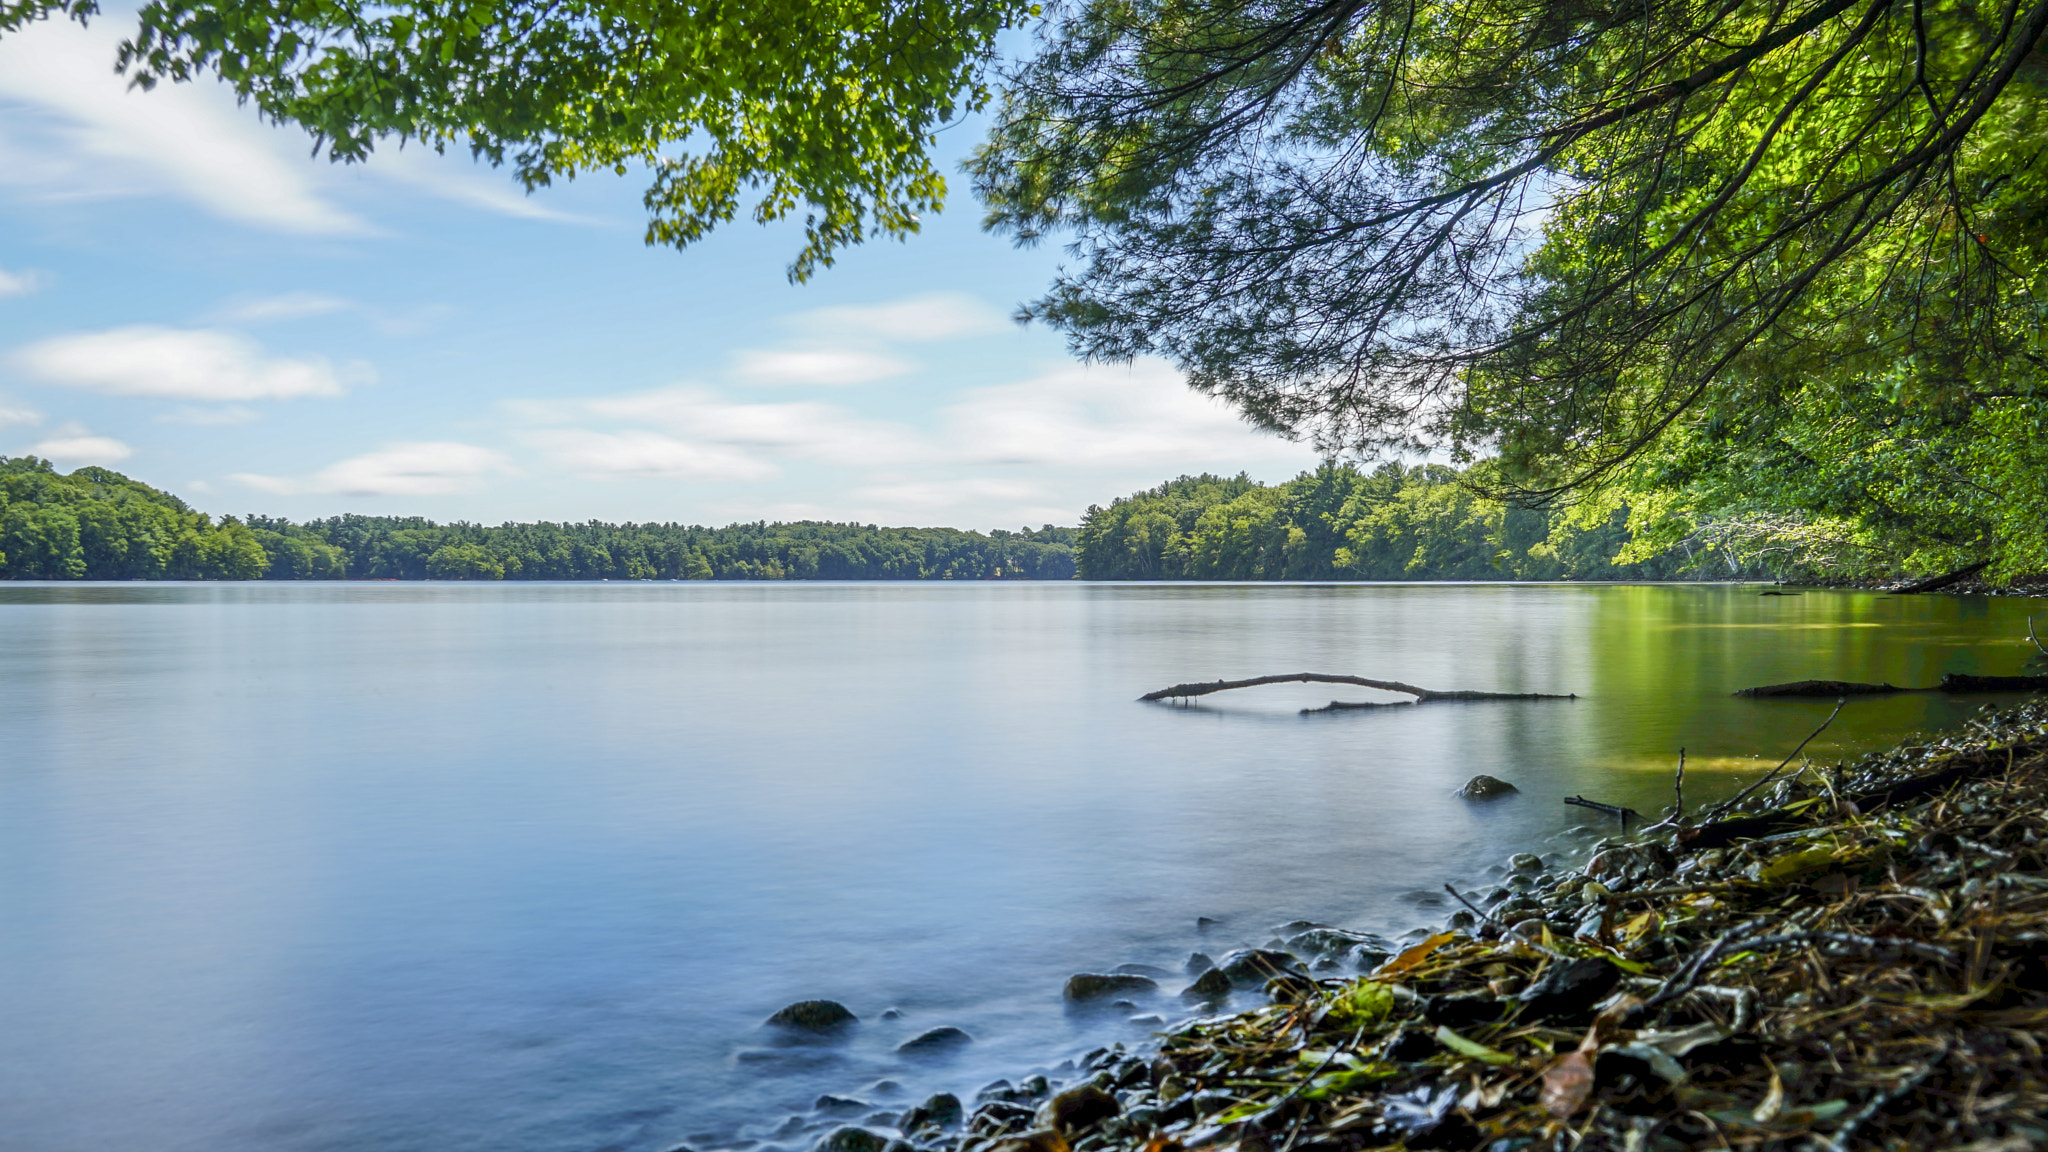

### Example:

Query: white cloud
xmin=157 ymin=405 xmax=261 ymax=426
xmin=15 ymin=325 xmax=354 ymax=401
xmin=233 ymin=441 xmax=513 ymax=497
xmin=0 ymin=266 xmax=38 ymax=296
xmin=522 ymin=428 xmax=778 ymax=481
xmin=0 ymin=21 xmax=367 ymax=234
xmin=731 ymin=348 xmax=912 ymax=387
xmin=941 ymin=360 xmax=1293 ymax=470
xmin=795 ymin=293 xmax=1007 ymax=342
xmin=0 ymin=401 xmax=40 ymax=428
xmin=215 ymin=292 xmax=354 ymax=324
xmin=369 ymin=146 xmax=598 ymax=224
xmin=30 ymin=423 xmax=132 ymax=465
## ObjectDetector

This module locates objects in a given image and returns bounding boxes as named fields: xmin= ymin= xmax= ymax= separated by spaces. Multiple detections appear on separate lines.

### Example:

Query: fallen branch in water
xmin=1564 ymin=795 xmax=1644 ymax=829
xmin=1735 ymin=673 xmax=2048 ymax=697
xmin=1138 ymin=672 xmax=1574 ymax=705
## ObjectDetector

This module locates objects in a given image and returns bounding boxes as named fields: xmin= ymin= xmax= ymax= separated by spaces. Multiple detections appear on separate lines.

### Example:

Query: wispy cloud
xmin=507 ymin=355 xmax=1318 ymax=527
xmin=233 ymin=441 xmax=514 ymax=496
xmin=793 ymin=292 xmax=1008 ymax=342
xmin=731 ymin=348 xmax=912 ymax=387
xmin=156 ymin=405 xmax=262 ymax=426
xmin=522 ymin=428 xmax=778 ymax=481
xmin=29 ymin=423 xmax=132 ymax=465
xmin=368 ymin=146 xmax=600 ymax=224
xmin=0 ymin=21 xmax=368 ymax=235
xmin=213 ymin=292 xmax=354 ymax=324
xmin=0 ymin=266 xmax=38 ymax=297
xmin=0 ymin=400 xmax=40 ymax=428
xmin=15 ymin=325 xmax=357 ymax=402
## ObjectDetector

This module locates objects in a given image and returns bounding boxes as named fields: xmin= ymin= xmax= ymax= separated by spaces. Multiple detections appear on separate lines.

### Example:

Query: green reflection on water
xmin=1569 ymin=586 xmax=2043 ymax=792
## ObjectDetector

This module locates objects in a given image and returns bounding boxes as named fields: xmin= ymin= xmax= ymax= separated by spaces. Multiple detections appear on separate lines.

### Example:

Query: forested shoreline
xmin=0 ymin=453 xmax=1787 ymax=583
xmin=0 ymin=456 xmax=1076 ymax=581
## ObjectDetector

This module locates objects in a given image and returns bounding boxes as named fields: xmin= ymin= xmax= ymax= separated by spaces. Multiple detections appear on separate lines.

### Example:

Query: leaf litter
xmin=954 ymin=698 xmax=2048 ymax=1152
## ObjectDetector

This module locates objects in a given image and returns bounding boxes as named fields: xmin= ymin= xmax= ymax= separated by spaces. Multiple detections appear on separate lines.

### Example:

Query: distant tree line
xmin=0 ymin=456 xmax=1074 ymax=581
xmin=7 ymin=454 xmax=1768 ymax=582
xmin=1075 ymin=465 xmax=1746 ymax=581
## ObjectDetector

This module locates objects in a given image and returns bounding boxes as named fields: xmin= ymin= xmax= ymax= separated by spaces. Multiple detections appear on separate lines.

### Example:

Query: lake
xmin=1 ymin=581 xmax=2042 ymax=1152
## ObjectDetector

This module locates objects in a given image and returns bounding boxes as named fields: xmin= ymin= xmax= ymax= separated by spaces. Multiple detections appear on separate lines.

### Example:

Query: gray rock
xmin=969 ymin=1101 xmax=1036 ymax=1136
xmin=814 ymin=1128 xmax=888 ymax=1152
xmin=1036 ymin=1085 xmax=1122 ymax=1135
xmin=814 ymin=1096 xmax=870 ymax=1116
xmin=1457 ymin=774 xmax=1519 ymax=799
xmin=1112 ymin=963 xmax=1173 ymax=979
xmin=1062 ymin=973 xmax=1159 ymax=1002
xmin=897 ymin=1027 xmax=973 ymax=1056
xmin=1285 ymin=926 xmax=1395 ymax=964
xmin=1184 ymin=952 xmax=1214 ymax=976
xmin=1509 ymin=853 xmax=1544 ymax=872
xmin=1179 ymin=966 xmax=1231 ymax=1000
xmin=769 ymin=1000 xmax=858 ymax=1033
xmin=898 ymin=1093 xmax=964 ymax=1133
xmin=1215 ymin=948 xmax=1305 ymax=988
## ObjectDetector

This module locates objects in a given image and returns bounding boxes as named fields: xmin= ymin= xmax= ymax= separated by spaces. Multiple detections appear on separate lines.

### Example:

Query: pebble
xmin=1509 ymin=853 xmax=1544 ymax=871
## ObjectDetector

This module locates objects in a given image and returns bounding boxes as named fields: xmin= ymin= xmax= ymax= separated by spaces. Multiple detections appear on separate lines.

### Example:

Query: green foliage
xmin=977 ymin=0 xmax=2048 ymax=578
xmin=1 ymin=0 xmax=1032 ymax=280
xmin=0 ymin=456 xmax=269 ymax=580
xmin=0 ymin=459 xmax=1080 ymax=580
xmin=1076 ymin=464 xmax=1710 ymax=581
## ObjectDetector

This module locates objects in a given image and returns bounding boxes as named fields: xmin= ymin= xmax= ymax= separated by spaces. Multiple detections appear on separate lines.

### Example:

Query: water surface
xmin=1 ymin=582 xmax=2041 ymax=1152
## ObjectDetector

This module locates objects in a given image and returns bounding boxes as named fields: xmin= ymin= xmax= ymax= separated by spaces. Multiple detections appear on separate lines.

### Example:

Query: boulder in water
xmin=1062 ymin=973 xmax=1159 ymax=1002
xmin=769 ymin=1000 xmax=858 ymax=1033
xmin=897 ymin=1027 xmax=973 ymax=1056
xmin=1457 ymin=775 xmax=1519 ymax=799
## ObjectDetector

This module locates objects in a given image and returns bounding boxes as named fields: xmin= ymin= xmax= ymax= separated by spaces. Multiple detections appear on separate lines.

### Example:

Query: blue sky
xmin=0 ymin=16 xmax=1321 ymax=531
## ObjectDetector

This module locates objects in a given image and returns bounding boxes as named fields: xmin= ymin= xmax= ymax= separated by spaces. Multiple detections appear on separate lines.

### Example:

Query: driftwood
xmin=1735 ymin=673 xmax=2048 ymax=697
xmin=1137 ymin=672 xmax=1575 ymax=706
xmin=1891 ymin=559 xmax=1991 ymax=593
xmin=1564 ymin=795 xmax=1644 ymax=829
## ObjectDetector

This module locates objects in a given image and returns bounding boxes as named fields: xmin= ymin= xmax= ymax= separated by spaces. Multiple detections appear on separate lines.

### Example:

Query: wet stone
xmin=1458 ymin=774 xmax=1520 ymax=799
xmin=1184 ymin=952 xmax=1215 ymax=976
xmin=813 ymin=1127 xmax=888 ymax=1152
xmin=898 ymin=1093 xmax=963 ymax=1133
xmin=768 ymin=1000 xmax=859 ymax=1033
xmin=1037 ymin=1084 xmax=1122 ymax=1134
xmin=1509 ymin=852 xmax=1545 ymax=871
xmin=1216 ymin=948 xmax=1305 ymax=988
xmin=897 ymin=1027 xmax=972 ymax=1056
xmin=1063 ymin=973 xmax=1160 ymax=1002
xmin=1181 ymin=967 xmax=1232 ymax=1000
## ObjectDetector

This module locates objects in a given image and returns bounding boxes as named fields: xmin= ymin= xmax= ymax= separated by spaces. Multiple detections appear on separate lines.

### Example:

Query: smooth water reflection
xmin=1 ymin=582 xmax=2041 ymax=1152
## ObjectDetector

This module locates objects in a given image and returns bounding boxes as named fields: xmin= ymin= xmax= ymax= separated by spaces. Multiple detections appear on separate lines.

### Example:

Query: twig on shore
xmin=1442 ymin=883 xmax=1499 ymax=927
xmin=2027 ymin=614 xmax=2046 ymax=657
xmin=1701 ymin=698 xmax=1846 ymax=821
xmin=1563 ymin=795 xmax=1643 ymax=829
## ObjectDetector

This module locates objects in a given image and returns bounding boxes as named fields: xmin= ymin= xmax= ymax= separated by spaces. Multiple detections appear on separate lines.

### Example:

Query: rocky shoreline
xmin=739 ymin=695 xmax=2048 ymax=1152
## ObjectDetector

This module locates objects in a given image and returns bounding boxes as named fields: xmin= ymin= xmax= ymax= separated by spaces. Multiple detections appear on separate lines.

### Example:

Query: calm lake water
xmin=2 ymin=582 xmax=2043 ymax=1152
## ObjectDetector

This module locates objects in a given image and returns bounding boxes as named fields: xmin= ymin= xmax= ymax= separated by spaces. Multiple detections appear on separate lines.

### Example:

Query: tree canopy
xmin=975 ymin=0 xmax=2048 ymax=575
xmin=0 ymin=0 xmax=1032 ymax=278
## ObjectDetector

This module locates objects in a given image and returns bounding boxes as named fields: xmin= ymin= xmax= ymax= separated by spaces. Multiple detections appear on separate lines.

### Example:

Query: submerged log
xmin=1735 ymin=680 xmax=1904 ymax=698
xmin=1938 ymin=672 xmax=2048 ymax=693
xmin=1734 ymin=675 xmax=2048 ymax=697
xmin=1137 ymin=672 xmax=1575 ymax=705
